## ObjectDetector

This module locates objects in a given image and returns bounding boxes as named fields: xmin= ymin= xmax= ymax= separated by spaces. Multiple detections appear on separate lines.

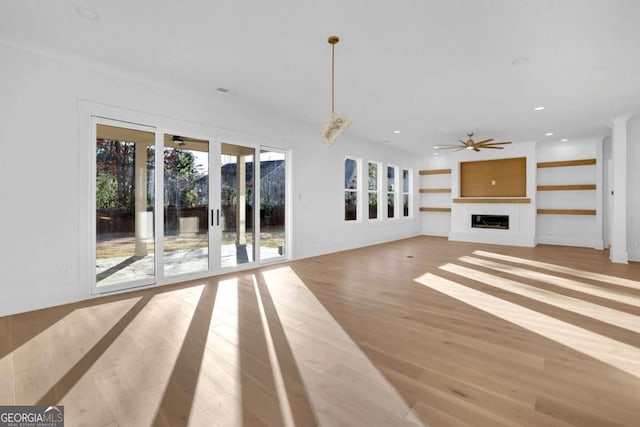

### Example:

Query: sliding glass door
xmin=93 ymin=118 xmax=285 ymax=293
xmin=95 ymin=123 xmax=156 ymax=288
xmin=259 ymin=148 xmax=286 ymax=261
xmin=163 ymin=134 xmax=210 ymax=276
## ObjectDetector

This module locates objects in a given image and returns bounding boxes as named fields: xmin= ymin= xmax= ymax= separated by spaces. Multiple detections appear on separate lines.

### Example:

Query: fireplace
xmin=471 ymin=214 xmax=509 ymax=230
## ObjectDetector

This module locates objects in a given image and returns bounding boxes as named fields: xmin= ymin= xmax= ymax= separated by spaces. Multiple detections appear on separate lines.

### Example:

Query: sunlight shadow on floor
xmin=473 ymin=250 xmax=640 ymax=290
xmin=465 ymin=254 xmax=640 ymax=308
xmin=415 ymin=273 xmax=640 ymax=379
xmin=261 ymin=266 xmax=424 ymax=426
xmin=443 ymin=259 xmax=640 ymax=334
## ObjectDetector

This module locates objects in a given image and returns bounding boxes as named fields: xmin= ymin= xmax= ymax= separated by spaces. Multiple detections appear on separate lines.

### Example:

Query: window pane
xmin=387 ymin=166 xmax=395 ymax=192
xmin=387 ymin=193 xmax=395 ymax=218
xmin=96 ymin=124 xmax=155 ymax=287
xmin=403 ymin=194 xmax=409 ymax=217
xmin=345 ymin=191 xmax=357 ymax=220
xmin=369 ymin=193 xmax=378 ymax=219
xmin=345 ymin=159 xmax=357 ymax=189
xmin=368 ymin=162 xmax=377 ymax=190
xmin=260 ymin=149 xmax=286 ymax=260
xmin=403 ymin=169 xmax=409 ymax=193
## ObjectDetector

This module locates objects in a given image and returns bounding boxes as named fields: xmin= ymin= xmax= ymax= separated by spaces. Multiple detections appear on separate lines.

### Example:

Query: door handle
xmin=211 ymin=209 xmax=214 ymax=227
xmin=216 ymin=209 xmax=220 ymax=226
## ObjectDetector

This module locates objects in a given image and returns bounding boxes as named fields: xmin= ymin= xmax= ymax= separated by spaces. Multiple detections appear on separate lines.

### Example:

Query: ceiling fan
xmin=169 ymin=135 xmax=207 ymax=147
xmin=435 ymin=132 xmax=512 ymax=152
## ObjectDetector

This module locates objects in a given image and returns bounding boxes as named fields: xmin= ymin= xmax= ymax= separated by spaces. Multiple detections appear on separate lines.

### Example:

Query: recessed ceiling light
xmin=75 ymin=6 xmax=98 ymax=20
xmin=545 ymin=132 xmax=554 ymax=136
xmin=534 ymin=106 xmax=545 ymax=111
xmin=216 ymin=87 xmax=230 ymax=93
xmin=561 ymin=138 xmax=569 ymax=142
xmin=393 ymin=130 xmax=401 ymax=134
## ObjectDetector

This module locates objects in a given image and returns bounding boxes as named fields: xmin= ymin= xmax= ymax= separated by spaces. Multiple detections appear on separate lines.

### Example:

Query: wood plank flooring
xmin=1 ymin=236 xmax=640 ymax=426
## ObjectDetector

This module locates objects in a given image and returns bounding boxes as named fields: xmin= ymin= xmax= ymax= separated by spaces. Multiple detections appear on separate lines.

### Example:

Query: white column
xmin=134 ymin=142 xmax=148 ymax=256
xmin=236 ymin=155 xmax=247 ymax=246
xmin=594 ymin=137 xmax=604 ymax=249
xmin=609 ymin=116 xmax=630 ymax=263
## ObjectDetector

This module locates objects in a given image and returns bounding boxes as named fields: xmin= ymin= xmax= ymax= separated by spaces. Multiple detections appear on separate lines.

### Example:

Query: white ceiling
xmin=2 ymin=0 xmax=640 ymax=153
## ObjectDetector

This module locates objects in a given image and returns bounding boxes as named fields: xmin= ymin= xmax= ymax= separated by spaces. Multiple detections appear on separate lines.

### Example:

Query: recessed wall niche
xmin=460 ymin=157 xmax=526 ymax=197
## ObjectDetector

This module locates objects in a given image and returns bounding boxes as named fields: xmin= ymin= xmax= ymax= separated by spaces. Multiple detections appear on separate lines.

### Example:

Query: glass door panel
xmin=95 ymin=124 xmax=155 ymax=287
xmin=163 ymin=134 xmax=210 ymax=276
xmin=220 ymin=143 xmax=255 ymax=267
xmin=259 ymin=149 xmax=286 ymax=260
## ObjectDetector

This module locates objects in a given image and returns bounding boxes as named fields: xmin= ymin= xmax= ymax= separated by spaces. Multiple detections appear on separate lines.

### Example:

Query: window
xmin=345 ymin=158 xmax=358 ymax=221
xmin=368 ymin=162 xmax=380 ymax=219
xmin=402 ymin=168 xmax=411 ymax=217
xmin=387 ymin=165 xmax=396 ymax=218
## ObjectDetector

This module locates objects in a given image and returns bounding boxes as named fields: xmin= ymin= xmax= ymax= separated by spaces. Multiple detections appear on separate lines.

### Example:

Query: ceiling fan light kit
xmin=321 ymin=35 xmax=351 ymax=146
xmin=435 ymin=132 xmax=512 ymax=152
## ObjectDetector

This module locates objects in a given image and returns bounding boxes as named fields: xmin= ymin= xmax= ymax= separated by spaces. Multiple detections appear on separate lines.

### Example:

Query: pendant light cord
xmin=328 ymin=35 xmax=339 ymax=116
xmin=331 ymin=42 xmax=335 ymax=115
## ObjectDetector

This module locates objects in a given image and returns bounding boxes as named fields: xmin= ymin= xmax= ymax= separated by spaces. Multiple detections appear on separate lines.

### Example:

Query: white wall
xmin=627 ymin=116 xmax=640 ymax=261
xmin=0 ymin=43 xmax=421 ymax=316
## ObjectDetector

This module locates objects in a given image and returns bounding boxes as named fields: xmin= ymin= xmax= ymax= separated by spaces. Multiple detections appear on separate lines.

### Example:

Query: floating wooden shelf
xmin=452 ymin=198 xmax=531 ymax=204
xmin=537 ymin=159 xmax=596 ymax=168
xmin=419 ymin=207 xmax=452 ymax=212
xmin=419 ymin=169 xmax=451 ymax=175
xmin=537 ymin=184 xmax=596 ymax=191
xmin=537 ymin=209 xmax=596 ymax=215
xmin=419 ymin=188 xmax=452 ymax=193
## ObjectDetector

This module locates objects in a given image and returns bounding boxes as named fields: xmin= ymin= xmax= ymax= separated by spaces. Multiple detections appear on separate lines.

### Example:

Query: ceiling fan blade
xmin=458 ymin=140 xmax=468 ymax=144
xmin=474 ymin=139 xmax=493 ymax=145
xmin=473 ymin=147 xmax=481 ymax=152
xmin=454 ymin=147 xmax=468 ymax=152
xmin=435 ymin=144 xmax=465 ymax=149
xmin=478 ymin=141 xmax=511 ymax=146
xmin=476 ymin=144 xmax=510 ymax=148
xmin=479 ymin=146 xmax=505 ymax=149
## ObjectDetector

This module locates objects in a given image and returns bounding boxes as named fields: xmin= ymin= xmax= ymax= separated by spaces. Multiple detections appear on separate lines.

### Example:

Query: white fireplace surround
xmin=448 ymin=141 xmax=538 ymax=247
xmin=449 ymin=202 xmax=536 ymax=246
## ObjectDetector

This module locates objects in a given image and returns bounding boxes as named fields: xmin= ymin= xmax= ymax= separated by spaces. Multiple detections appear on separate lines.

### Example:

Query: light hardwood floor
xmin=1 ymin=236 xmax=639 ymax=426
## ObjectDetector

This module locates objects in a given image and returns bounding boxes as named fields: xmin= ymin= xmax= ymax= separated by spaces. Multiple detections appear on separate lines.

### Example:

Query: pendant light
xmin=321 ymin=35 xmax=351 ymax=146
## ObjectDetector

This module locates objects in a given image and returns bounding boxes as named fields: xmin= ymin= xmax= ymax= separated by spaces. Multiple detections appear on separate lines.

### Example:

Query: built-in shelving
xmin=419 ymin=169 xmax=452 ymax=213
xmin=537 ymin=159 xmax=596 ymax=168
xmin=537 ymin=184 xmax=596 ymax=191
xmin=453 ymin=198 xmax=530 ymax=204
xmin=537 ymin=209 xmax=596 ymax=216
xmin=419 ymin=188 xmax=451 ymax=193
xmin=419 ymin=207 xmax=452 ymax=212
xmin=419 ymin=169 xmax=451 ymax=175
xmin=536 ymin=158 xmax=597 ymax=216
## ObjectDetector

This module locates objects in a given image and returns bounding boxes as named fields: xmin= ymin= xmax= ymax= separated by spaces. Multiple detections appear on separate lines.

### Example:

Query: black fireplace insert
xmin=471 ymin=214 xmax=509 ymax=230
